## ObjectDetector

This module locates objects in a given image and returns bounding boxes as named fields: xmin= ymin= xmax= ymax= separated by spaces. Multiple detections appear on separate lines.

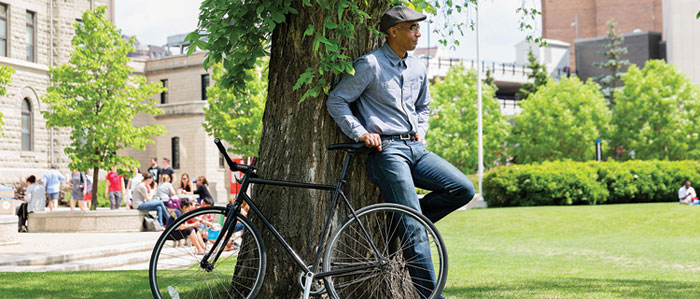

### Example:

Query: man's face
xmin=151 ymin=159 xmax=157 ymax=166
xmin=390 ymin=21 xmax=421 ymax=52
xmin=686 ymin=181 xmax=692 ymax=188
xmin=163 ymin=159 xmax=169 ymax=167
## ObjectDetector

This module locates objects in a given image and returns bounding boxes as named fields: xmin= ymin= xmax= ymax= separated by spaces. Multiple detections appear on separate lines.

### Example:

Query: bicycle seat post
xmin=336 ymin=151 xmax=354 ymax=188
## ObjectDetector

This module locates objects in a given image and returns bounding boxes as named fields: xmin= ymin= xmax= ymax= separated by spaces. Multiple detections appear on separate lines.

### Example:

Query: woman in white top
xmin=156 ymin=174 xmax=177 ymax=201
xmin=132 ymin=173 xmax=167 ymax=228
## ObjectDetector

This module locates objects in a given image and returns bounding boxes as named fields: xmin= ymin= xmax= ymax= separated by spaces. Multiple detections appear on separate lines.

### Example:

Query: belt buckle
xmin=399 ymin=133 xmax=411 ymax=140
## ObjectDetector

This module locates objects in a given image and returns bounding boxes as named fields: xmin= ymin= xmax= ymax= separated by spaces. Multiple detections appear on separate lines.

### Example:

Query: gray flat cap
xmin=379 ymin=6 xmax=427 ymax=33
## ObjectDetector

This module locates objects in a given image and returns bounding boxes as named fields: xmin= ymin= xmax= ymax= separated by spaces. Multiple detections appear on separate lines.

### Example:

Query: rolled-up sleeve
xmin=326 ymin=57 xmax=373 ymax=141
xmin=415 ymin=72 xmax=431 ymax=137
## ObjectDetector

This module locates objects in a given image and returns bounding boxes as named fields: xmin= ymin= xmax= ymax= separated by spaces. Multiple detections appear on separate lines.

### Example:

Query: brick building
xmin=542 ymin=0 xmax=663 ymax=71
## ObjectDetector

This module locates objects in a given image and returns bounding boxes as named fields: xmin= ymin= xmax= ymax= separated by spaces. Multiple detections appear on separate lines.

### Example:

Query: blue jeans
xmin=137 ymin=200 xmax=167 ymax=226
xmin=366 ymin=139 xmax=475 ymax=299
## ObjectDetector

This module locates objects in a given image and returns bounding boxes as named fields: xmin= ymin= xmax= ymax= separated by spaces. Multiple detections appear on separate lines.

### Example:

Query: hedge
xmin=483 ymin=160 xmax=700 ymax=207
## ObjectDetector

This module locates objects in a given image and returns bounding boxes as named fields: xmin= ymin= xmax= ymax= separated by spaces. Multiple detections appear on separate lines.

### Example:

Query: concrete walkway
xmin=0 ymin=231 xmax=161 ymax=261
xmin=0 ymin=206 xmax=163 ymax=271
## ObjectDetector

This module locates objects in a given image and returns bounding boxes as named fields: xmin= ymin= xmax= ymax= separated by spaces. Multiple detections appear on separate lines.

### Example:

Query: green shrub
xmin=484 ymin=160 xmax=700 ymax=207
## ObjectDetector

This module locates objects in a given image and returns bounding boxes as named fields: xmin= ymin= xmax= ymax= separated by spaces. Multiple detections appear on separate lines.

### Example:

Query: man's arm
xmin=326 ymin=57 xmax=374 ymax=142
xmin=414 ymin=71 xmax=431 ymax=141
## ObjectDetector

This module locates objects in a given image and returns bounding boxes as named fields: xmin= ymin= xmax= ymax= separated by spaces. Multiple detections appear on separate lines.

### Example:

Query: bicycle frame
xmin=204 ymin=148 xmax=384 ymax=281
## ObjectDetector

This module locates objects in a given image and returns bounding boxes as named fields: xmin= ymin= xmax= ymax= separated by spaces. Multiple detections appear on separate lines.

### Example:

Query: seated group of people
xmin=131 ymin=172 xmax=214 ymax=229
xmin=162 ymin=197 xmax=248 ymax=255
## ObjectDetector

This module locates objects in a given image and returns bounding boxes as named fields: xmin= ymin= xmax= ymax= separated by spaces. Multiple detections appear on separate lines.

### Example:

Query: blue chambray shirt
xmin=326 ymin=44 xmax=431 ymax=142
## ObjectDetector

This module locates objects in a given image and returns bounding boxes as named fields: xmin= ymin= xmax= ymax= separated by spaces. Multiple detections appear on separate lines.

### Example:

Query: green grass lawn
xmin=438 ymin=202 xmax=700 ymax=298
xmin=1 ymin=203 xmax=699 ymax=298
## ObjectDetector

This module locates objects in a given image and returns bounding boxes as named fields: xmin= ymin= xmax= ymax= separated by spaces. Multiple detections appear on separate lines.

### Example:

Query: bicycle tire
xmin=149 ymin=206 xmax=266 ymax=299
xmin=323 ymin=203 xmax=448 ymax=299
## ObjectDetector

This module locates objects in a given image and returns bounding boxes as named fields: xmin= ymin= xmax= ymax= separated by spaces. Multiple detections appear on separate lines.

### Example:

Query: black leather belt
xmin=380 ymin=133 xmax=416 ymax=141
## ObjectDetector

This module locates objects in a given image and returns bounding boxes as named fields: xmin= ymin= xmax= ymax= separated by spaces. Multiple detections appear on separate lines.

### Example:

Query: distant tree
xmin=509 ymin=77 xmax=611 ymax=163
xmin=610 ymin=60 xmax=700 ymax=161
xmin=203 ymin=59 xmax=267 ymax=158
xmin=427 ymin=65 xmax=509 ymax=173
xmin=41 ymin=6 xmax=165 ymax=209
xmin=0 ymin=65 xmax=14 ymax=134
xmin=515 ymin=49 xmax=548 ymax=100
xmin=594 ymin=21 xmax=630 ymax=108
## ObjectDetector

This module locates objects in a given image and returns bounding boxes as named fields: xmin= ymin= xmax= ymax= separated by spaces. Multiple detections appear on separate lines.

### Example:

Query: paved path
xmin=0 ymin=231 xmax=161 ymax=260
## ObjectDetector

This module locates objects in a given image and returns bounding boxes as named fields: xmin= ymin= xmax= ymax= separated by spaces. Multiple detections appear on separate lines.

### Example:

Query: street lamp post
xmin=474 ymin=0 xmax=487 ymax=208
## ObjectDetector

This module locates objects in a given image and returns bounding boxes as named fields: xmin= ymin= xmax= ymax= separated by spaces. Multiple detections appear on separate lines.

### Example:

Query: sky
xmin=114 ymin=0 xmax=542 ymax=63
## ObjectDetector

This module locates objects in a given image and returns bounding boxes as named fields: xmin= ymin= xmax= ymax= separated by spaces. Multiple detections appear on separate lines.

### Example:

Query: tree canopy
xmin=595 ymin=21 xmax=629 ymax=108
xmin=610 ymin=60 xmax=700 ymax=161
xmin=41 ymin=6 xmax=165 ymax=207
xmin=509 ymin=77 xmax=611 ymax=163
xmin=203 ymin=59 xmax=267 ymax=158
xmin=0 ymin=65 xmax=14 ymax=134
xmin=515 ymin=49 xmax=548 ymax=100
xmin=427 ymin=65 xmax=509 ymax=173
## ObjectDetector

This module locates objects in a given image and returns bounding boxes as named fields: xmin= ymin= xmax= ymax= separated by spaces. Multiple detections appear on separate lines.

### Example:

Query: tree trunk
xmin=91 ymin=167 xmax=100 ymax=210
xmin=240 ymin=1 xmax=390 ymax=297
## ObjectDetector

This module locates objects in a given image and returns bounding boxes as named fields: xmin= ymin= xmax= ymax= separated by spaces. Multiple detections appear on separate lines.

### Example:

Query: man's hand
xmin=359 ymin=133 xmax=382 ymax=152
xmin=415 ymin=133 xmax=424 ymax=143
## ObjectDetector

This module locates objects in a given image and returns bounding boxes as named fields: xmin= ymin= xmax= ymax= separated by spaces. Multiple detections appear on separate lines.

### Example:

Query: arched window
xmin=21 ymin=98 xmax=32 ymax=151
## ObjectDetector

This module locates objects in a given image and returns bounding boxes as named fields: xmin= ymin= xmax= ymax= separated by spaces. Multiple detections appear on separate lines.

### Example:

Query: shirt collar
xmin=381 ymin=43 xmax=406 ymax=67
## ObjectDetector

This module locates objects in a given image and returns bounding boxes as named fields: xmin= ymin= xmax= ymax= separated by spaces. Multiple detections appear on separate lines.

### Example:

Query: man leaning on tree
xmin=326 ymin=5 xmax=475 ymax=299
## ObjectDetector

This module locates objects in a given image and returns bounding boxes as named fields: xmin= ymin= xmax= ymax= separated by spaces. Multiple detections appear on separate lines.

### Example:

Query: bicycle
xmin=148 ymin=138 xmax=448 ymax=299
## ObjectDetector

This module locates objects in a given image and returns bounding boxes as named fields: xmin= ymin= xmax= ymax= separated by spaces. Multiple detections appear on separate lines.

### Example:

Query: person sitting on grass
xmin=165 ymin=198 xmax=207 ymax=255
xmin=679 ymin=180 xmax=699 ymax=205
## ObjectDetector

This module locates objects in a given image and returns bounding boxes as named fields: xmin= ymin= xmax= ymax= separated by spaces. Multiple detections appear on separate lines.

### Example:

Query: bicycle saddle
xmin=327 ymin=143 xmax=371 ymax=153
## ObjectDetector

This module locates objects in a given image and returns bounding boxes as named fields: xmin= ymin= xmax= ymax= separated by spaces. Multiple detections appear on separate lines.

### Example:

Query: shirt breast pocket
xmin=411 ymin=79 xmax=422 ymax=101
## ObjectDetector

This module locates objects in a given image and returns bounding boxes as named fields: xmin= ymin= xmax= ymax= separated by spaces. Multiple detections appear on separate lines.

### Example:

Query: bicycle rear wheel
xmin=149 ymin=206 xmax=266 ymax=299
xmin=323 ymin=203 xmax=448 ymax=299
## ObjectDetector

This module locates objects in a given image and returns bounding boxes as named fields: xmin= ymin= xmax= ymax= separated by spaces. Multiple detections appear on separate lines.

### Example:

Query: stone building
xmin=125 ymin=51 xmax=229 ymax=203
xmin=0 ymin=0 xmax=114 ymax=184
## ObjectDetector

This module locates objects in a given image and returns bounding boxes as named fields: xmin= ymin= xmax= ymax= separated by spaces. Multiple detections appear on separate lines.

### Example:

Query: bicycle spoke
xmin=324 ymin=204 xmax=446 ymax=299
xmin=150 ymin=207 xmax=265 ymax=299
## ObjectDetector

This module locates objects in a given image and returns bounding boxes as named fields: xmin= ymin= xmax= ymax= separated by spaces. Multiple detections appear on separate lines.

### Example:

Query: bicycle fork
xmin=302 ymin=272 xmax=314 ymax=299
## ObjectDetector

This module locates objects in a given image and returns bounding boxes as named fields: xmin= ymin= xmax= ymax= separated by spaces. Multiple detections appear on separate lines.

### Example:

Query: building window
xmin=26 ymin=11 xmax=35 ymax=62
xmin=201 ymin=74 xmax=209 ymax=101
xmin=171 ymin=137 xmax=180 ymax=169
xmin=160 ymin=79 xmax=168 ymax=104
xmin=21 ymin=98 xmax=32 ymax=151
xmin=0 ymin=4 xmax=7 ymax=57
xmin=219 ymin=153 xmax=224 ymax=169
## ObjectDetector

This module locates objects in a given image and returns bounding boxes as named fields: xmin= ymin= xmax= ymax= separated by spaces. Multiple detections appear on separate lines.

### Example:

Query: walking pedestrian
xmin=42 ymin=164 xmax=65 ymax=212
xmin=105 ymin=166 xmax=125 ymax=210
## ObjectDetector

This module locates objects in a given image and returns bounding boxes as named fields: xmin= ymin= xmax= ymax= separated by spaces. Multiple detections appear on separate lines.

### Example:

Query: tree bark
xmin=240 ymin=1 xmax=390 ymax=297
xmin=91 ymin=167 xmax=99 ymax=210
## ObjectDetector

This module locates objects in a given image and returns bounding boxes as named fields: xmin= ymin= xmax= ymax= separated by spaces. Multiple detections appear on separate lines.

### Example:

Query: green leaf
xmin=271 ymin=11 xmax=285 ymax=23
xmin=303 ymin=24 xmax=315 ymax=38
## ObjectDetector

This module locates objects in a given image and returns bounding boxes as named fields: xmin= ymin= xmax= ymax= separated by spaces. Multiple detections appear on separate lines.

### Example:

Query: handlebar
xmin=214 ymin=138 xmax=253 ymax=172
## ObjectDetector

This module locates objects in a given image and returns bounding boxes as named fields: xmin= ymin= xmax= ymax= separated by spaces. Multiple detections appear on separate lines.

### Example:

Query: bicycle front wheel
xmin=323 ymin=203 xmax=448 ymax=299
xmin=149 ymin=206 xmax=266 ymax=299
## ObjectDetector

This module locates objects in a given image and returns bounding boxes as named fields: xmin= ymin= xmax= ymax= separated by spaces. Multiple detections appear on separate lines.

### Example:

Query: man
xmin=326 ymin=5 xmax=475 ymax=298
xmin=147 ymin=157 xmax=161 ymax=186
xmin=42 ymin=164 xmax=65 ymax=212
xmin=105 ymin=166 xmax=125 ymax=210
xmin=679 ymin=180 xmax=697 ymax=205
xmin=161 ymin=158 xmax=175 ymax=184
